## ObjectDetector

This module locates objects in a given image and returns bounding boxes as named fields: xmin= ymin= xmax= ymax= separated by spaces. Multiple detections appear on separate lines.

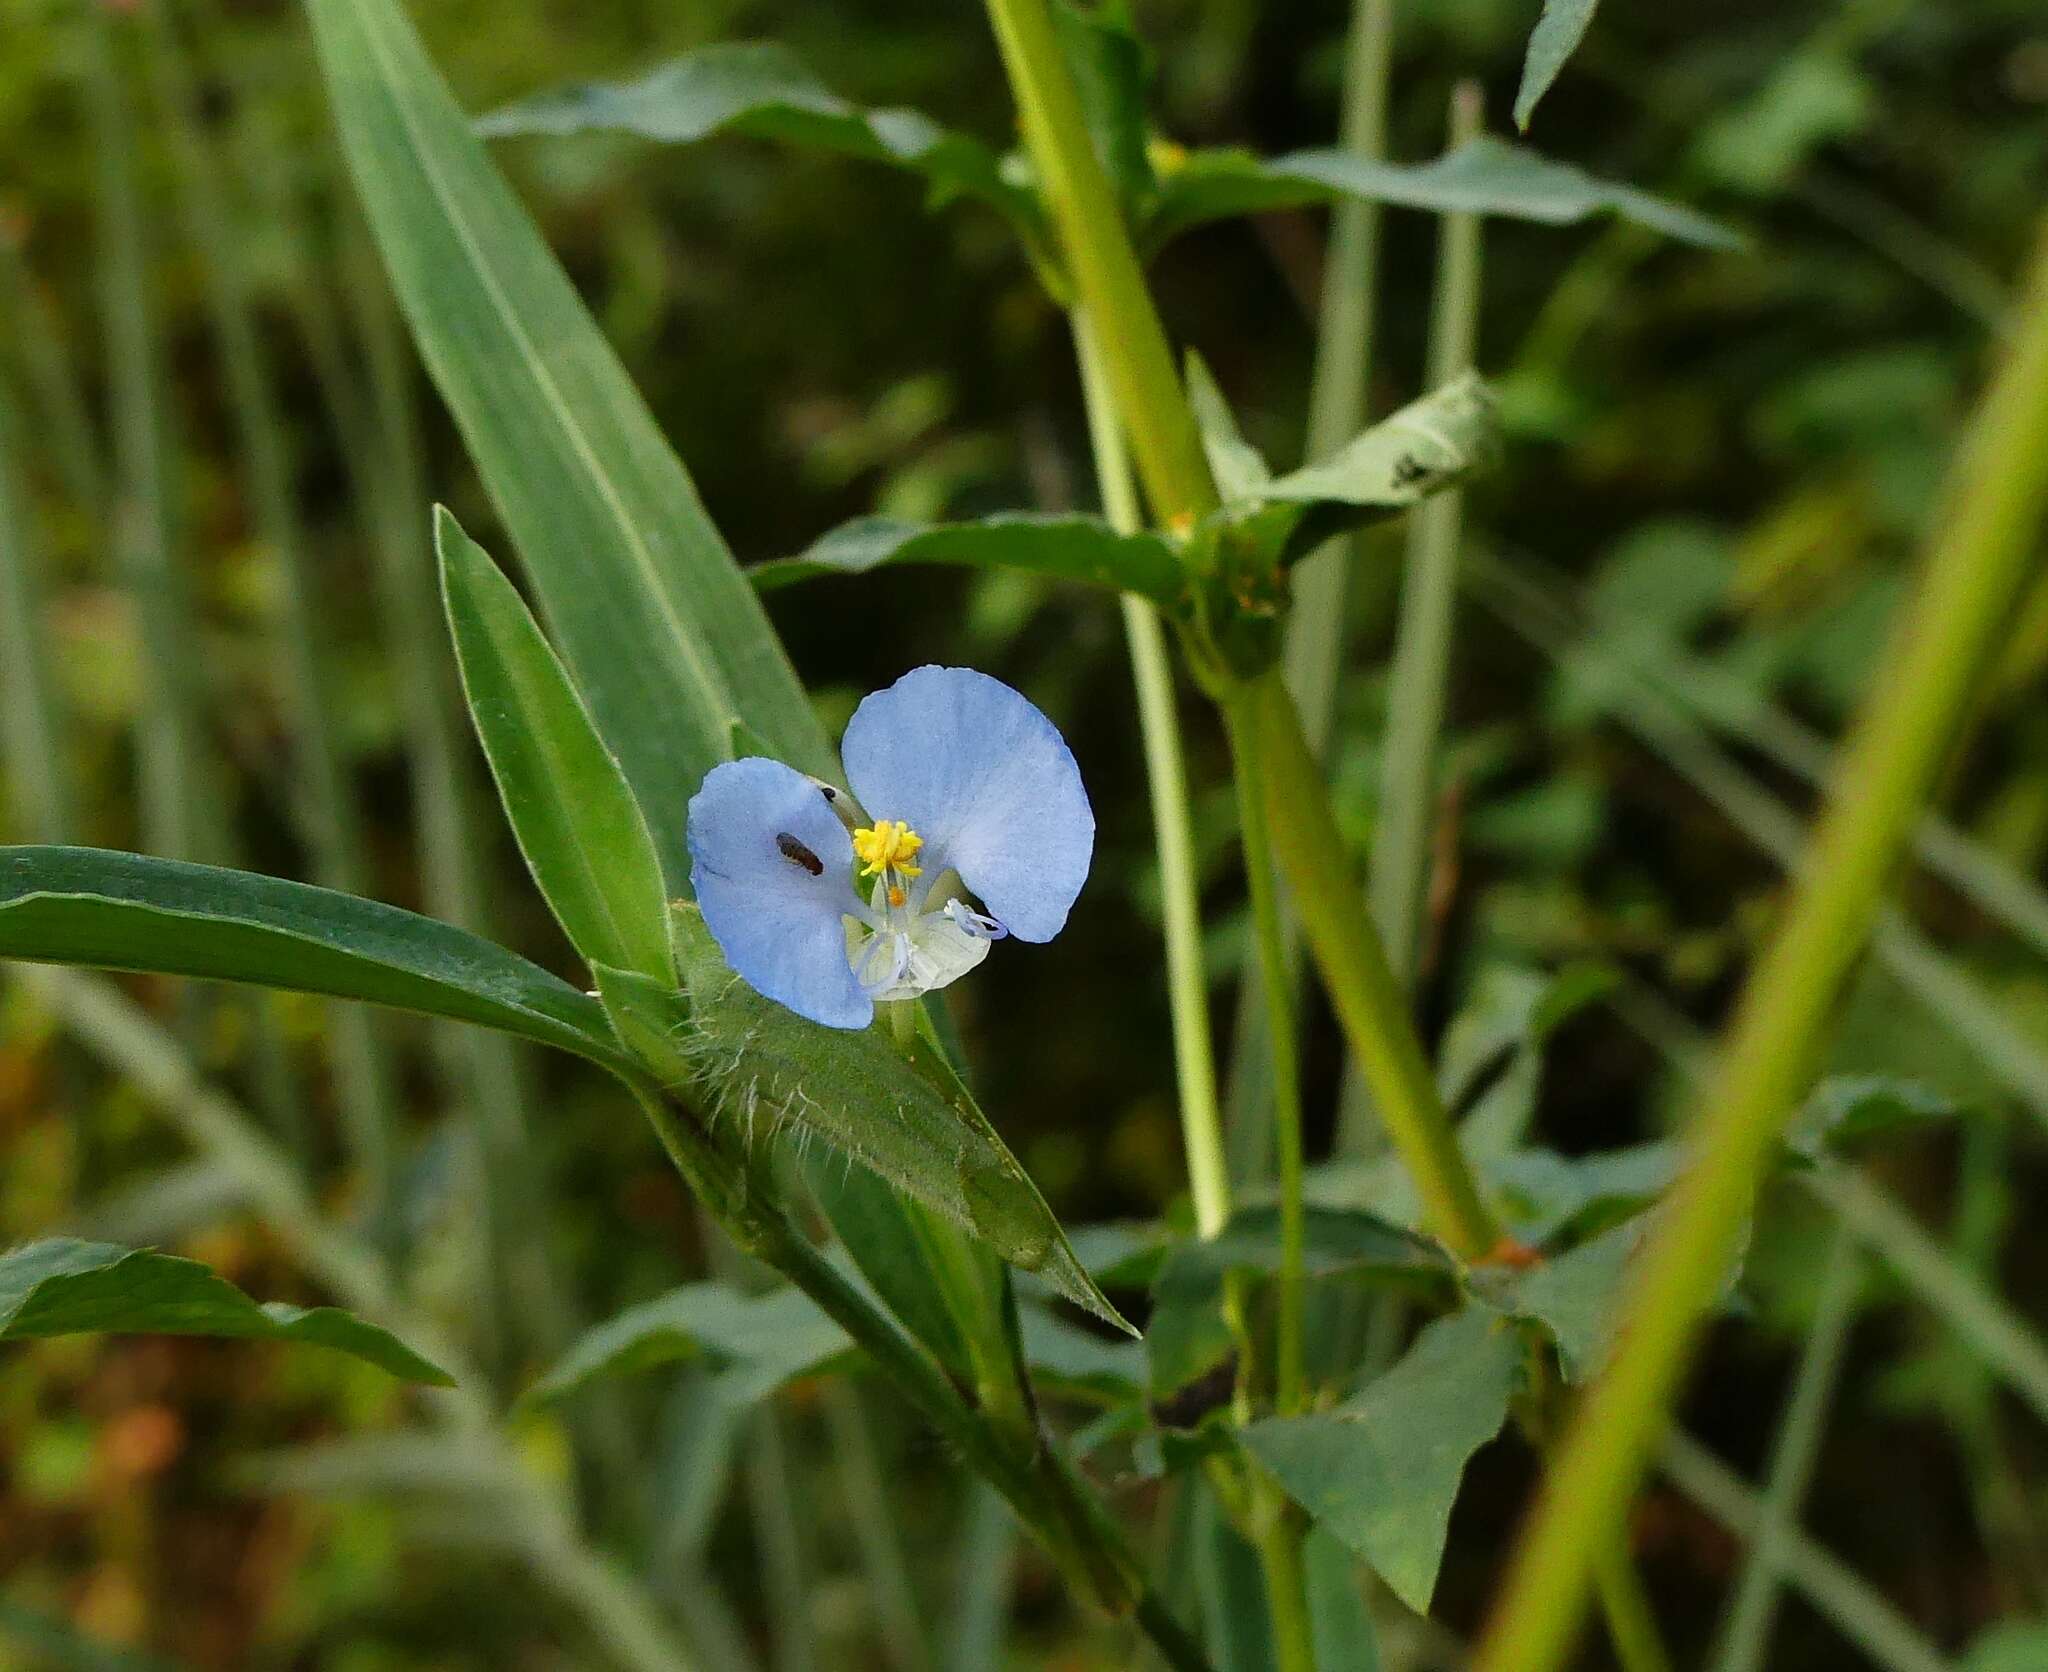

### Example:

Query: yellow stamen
xmin=852 ymin=819 xmax=924 ymax=880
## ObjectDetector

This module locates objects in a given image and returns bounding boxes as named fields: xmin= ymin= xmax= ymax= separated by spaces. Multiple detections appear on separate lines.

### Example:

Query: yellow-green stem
xmin=982 ymin=0 xmax=1214 ymax=525
xmin=1472 ymin=221 xmax=2048 ymax=1672
xmin=1252 ymin=1495 xmax=1318 ymax=1672
xmin=1073 ymin=308 xmax=1231 ymax=1235
xmin=1248 ymin=668 xmax=1498 ymax=1258
xmin=1224 ymin=695 xmax=1307 ymax=1417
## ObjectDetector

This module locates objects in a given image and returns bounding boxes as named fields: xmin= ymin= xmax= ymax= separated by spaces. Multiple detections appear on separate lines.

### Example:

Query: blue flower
xmin=687 ymin=666 xmax=1093 ymax=1028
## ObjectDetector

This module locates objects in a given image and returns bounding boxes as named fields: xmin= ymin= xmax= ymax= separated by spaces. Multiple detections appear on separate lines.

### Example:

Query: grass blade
xmin=0 ymin=369 xmax=76 ymax=843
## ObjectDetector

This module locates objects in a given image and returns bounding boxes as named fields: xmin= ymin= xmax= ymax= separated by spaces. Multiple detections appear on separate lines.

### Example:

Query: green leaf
xmin=747 ymin=513 xmax=1185 ymax=603
xmin=1305 ymin=1529 xmax=1381 ymax=1672
xmin=436 ymin=508 xmax=672 ymax=983
xmin=309 ymin=0 xmax=838 ymax=898
xmin=1222 ymin=373 xmax=1500 ymax=572
xmin=1147 ymin=1207 xmax=1453 ymax=1418
xmin=1438 ymin=960 xmax=1618 ymax=1155
xmin=1147 ymin=136 xmax=1738 ymax=253
xmin=1786 ymin=1074 xmax=1962 ymax=1161
xmin=0 ymin=846 xmax=622 ymax=1067
xmin=524 ymin=1280 xmax=853 ymax=1406
xmin=1481 ymin=1141 xmax=1682 ymax=1244
xmin=659 ymin=907 xmax=1132 ymax=1333
xmin=0 ymin=1239 xmax=453 ymax=1384
xmin=1241 ymin=1308 xmax=1521 ymax=1613
xmin=1514 ymin=0 xmax=1600 ymax=130
xmin=1185 ymin=352 xmax=1274 ymax=503
xmin=476 ymin=42 xmax=1043 ymax=254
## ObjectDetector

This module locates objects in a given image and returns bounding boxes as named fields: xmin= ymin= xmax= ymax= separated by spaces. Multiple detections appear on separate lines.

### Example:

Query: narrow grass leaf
xmin=0 ymin=846 xmax=621 ymax=1066
xmin=0 ymin=1239 xmax=453 ymax=1384
xmin=437 ymin=508 xmax=672 ymax=982
xmin=308 ymin=0 xmax=838 ymax=895
xmin=1148 ymin=136 xmax=1736 ymax=251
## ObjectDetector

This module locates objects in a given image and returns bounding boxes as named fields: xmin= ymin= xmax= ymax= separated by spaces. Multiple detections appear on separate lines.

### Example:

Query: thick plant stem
xmin=1248 ymin=668 xmax=1498 ymax=1258
xmin=1472 ymin=222 xmax=2048 ymax=1672
xmin=982 ymin=0 xmax=1214 ymax=524
xmin=1073 ymin=309 xmax=1230 ymax=1236
xmin=1224 ymin=697 xmax=1306 ymax=1416
xmin=1367 ymin=80 xmax=1486 ymax=990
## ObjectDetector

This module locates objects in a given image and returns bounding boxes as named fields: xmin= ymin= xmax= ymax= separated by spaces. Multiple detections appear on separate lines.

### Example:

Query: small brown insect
xmin=775 ymin=832 xmax=824 ymax=876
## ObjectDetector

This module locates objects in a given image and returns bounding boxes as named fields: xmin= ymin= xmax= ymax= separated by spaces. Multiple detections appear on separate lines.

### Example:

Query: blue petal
xmin=841 ymin=666 xmax=1092 ymax=943
xmin=686 ymin=757 xmax=870 ymax=1029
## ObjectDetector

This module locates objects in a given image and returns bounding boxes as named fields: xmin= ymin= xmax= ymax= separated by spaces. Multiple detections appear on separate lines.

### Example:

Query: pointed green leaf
xmin=0 ymin=846 xmax=622 ymax=1066
xmin=308 ymin=0 xmax=837 ymax=897
xmin=437 ymin=508 xmax=671 ymax=983
xmin=0 ymin=1239 xmax=453 ymax=1384
xmin=1147 ymin=135 xmax=1737 ymax=252
xmin=748 ymin=513 xmax=1185 ymax=601
xmin=1185 ymin=352 xmax=1273 ymax=503
xmin=1242 ymin=1308 xmax=1521 ymax=1613
xmin=476 ymin=42 xmax=1042 ymax=253
xmin=1785 ymin=1074 xmax=1962 ymax=1161
xmin=667 ymin=905 xmax=1133 ymax=1333
xmin=1515 ymin=0 xmax=1601 ymax=130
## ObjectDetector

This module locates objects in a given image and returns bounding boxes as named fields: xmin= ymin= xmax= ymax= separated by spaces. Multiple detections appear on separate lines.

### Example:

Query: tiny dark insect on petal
xmin=776 ymin=832 xmax=824 ymax=875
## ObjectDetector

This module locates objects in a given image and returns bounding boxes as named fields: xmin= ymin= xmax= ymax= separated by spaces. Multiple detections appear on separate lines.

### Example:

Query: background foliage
xmin=2 ymin=0 xmax=2046 ymax=1666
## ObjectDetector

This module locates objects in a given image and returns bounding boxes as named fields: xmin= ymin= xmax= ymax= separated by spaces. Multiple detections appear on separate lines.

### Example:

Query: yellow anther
xmin=887 ymin=885 xmax=907 ymax=909
xmin=852 ymin=819 xmax=924 ymax=880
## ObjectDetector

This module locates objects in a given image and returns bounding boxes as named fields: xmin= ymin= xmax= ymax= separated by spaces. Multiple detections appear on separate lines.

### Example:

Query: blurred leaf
xmin=1147 ymin=137 xmax=1738 ymax=251
xmin=1048 ymin=0 xmax=1155 ymax=209
xmin=1439 ymin=961 xmax=1618 ymax=1155
xmin=1186 ymin=351 xmax=1274 ymax=502
xmin=1242 ymin=1308 xmax=1521 ymax=1613
xmin=0 ymin=1600 xmax=187 ymax=1672
xmin=1305 ymin=1528 xmax=1380 ymax=1672
xmin=1018 ymin=1305 xmax=1146 ymax=1404
xmin=1148 ymin=1207 xmax=1453 ymax=1415
xmin=1515 ymin=0 xmax=1600 ymax=130
xmin=524 ymin=1280 xmax=853 ymax=1406
xmin=437 ymin=508 xmax=672 ymax=983
xmin=0 ymin=847 xmax=623 ymax=1066
xmin=309 ymin=0 xmax=839 ymax=900
xmin=1963 ymin=1620 xmax=2048 ymax=1672
xmin=1481 ymin=1142 xmax=1682 ymax=1244
xmin=476 ymin=42 xmax=1043 ymax=253
xmin=1693 ymin=54 xmax=1872 ymax=197
xmin=748 ymin=513 xmax=1184 ymax=603
xmin=1785 ymin=1074 xmax=1962 ymax=1161
xmin=668 ymin=906 xmax=1133 ymax=1333
xmin=0 ymin=1239 xmax=453 ymax=1384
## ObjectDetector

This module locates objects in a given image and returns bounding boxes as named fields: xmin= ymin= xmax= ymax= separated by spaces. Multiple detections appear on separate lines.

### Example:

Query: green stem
xmin=1708 ymin=1225 xmax=1860 ymax=1672
xmin=1073 ymin=308 xmax=1230 ymax=1236
xmin=982 ymin=0 xmax=1214 ymax=524
xmin=1252 ymin=1496 xmax=1318 ymax=1672
xmin=1592 ymin=1536 xmax=1675 ymax=1672
xmin=1248 ymin=668 xmax=1497 ymax=1258
xmin=1366 ymin=80 xmax=1486 ymax=991
xmin=1224 ymin=696 xmax=1306 ymax=1417
xmin=1471 ymin=221 xmax=2048 ymax=1672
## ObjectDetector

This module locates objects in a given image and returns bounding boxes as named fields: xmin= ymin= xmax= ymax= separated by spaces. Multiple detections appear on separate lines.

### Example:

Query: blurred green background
xmin=3 ymin=0 xmax=2047 ymax=1665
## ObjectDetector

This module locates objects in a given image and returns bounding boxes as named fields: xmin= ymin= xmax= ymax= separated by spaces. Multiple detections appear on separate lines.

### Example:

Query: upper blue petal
xmin=840 ymin=666 xmax=1092 ymax=943
xmin=686 ymin=757 xmax=870 ymax=1029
